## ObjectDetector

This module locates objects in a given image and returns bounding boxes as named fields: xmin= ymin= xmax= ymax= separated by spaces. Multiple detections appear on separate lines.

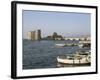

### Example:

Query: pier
xmin=64 ymin=37 xmax=90 ymax=41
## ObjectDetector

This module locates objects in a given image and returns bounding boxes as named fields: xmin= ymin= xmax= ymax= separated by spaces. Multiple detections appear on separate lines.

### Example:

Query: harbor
xmin=24 ymin=30 xmax=91 ymax=69
xmin=23 ymin=39 xmax=90 ymax=69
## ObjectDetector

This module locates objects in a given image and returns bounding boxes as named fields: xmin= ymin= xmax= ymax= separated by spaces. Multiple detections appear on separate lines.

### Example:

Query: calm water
xmin=23 ymin=40 xmax=89 ymax=69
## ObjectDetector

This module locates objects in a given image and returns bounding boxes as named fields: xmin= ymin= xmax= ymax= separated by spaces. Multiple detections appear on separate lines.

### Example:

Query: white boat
xmin=55 ymin=43 xmax=78 ymax=47
xmin=78 ymin=44 xmax=83 ymax=48
xmin=57 ymin=51 xmax=91 ymax=65
xmin=55 ymin=44 xmax=66 ymax=47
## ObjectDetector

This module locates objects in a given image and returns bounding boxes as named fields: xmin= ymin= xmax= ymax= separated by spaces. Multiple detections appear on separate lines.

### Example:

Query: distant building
xmin=35 ymin=29 xmax=41 ymax=40
xmin=54 ymin=35 xmax=63 ymax=40
xmin=52 ymin=32 xmax=63 ymax=40
xmin=43 ymin=32 xmax=63 ymax=40
xmin=27 ymin=29 xmax=41 ymax=40
xmin=27 ymin=31 xmax=35 ymax=40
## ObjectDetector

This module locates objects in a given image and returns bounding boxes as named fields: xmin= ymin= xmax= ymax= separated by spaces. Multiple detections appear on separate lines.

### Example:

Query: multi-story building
xmin=36 ymin=29 xmax=41 ymax=40
xmin=27 ymin=29 xmax=41 ymax=40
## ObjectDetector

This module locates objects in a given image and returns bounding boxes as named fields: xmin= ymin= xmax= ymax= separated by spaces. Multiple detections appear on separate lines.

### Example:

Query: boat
xmin=78 ymin=44 xmax=83 ymax=48
xmin=55 ymin=44 xmax=66 ymax=47
xmin=78 ymin=40 xmax=91 ymax=48
xmin=57 ymin=51 xmax=91 ymax=65
xmin=55 ymin=43 xmax=78 ymax=47
xmin=65 ymin=43 xmax=78 ymax=46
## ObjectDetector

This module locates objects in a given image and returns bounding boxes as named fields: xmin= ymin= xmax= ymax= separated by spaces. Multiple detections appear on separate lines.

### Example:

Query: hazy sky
xmin=22 ymin=10 xmax=91 ymax=39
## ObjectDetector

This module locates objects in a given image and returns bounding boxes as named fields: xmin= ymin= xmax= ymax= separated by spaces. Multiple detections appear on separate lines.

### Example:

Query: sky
xmin=22 ymin=10 xmax=91 ymax=39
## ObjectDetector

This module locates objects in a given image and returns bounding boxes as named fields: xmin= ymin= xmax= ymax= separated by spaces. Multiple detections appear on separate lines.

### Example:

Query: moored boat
xmin=55 ymin=44 xmax=66 ymax=47
xmin=57 ymin=51 xmax=91 ymax=65
xmin=55 ymin=43 xmax=78 ymax=47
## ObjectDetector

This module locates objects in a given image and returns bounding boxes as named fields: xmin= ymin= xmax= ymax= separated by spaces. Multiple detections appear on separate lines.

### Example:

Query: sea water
xmin=23 ymin=40 xmax=89 ymax=69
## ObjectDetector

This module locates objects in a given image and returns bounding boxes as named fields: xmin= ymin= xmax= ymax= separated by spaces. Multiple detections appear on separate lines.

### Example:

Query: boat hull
xmin=55 ymin=44 xmax=65 ymax=47
xmin=57 ymin=57 xmax=90 ymax=65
